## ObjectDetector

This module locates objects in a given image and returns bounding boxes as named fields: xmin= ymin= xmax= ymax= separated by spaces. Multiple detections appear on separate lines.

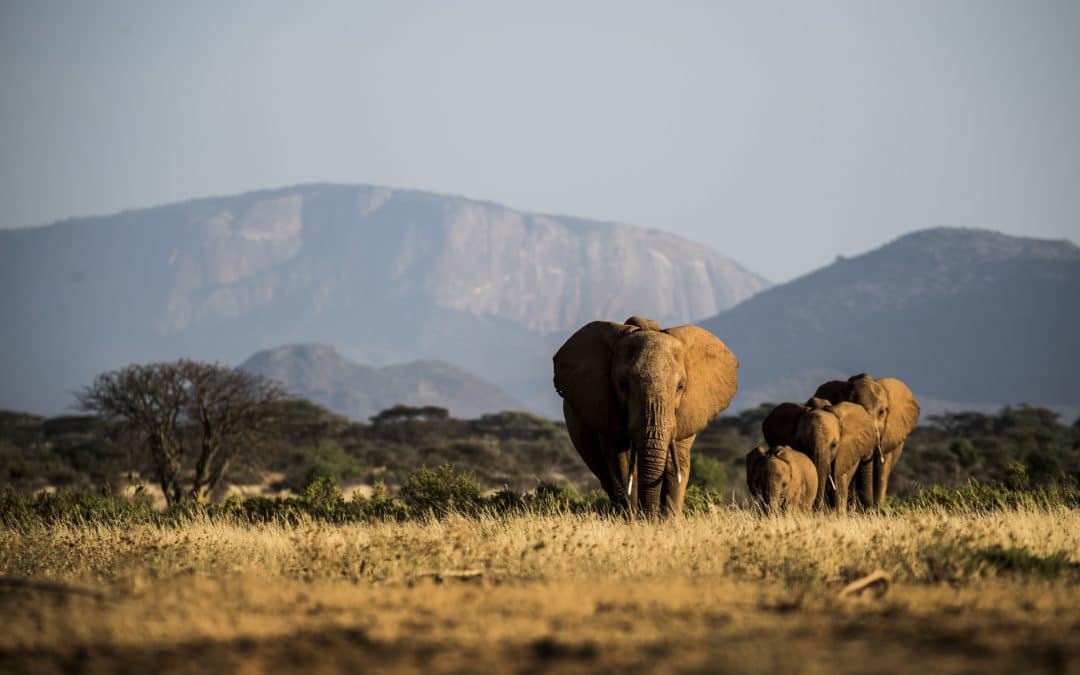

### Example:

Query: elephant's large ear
xmin=665 ymin=325 xmax=738 ymax=439
xmin=814 ymin=380 xmax=851 ymax=404
xmin=833 ymin=402 xmax=878 ymax=462
xmin=553 ymin=321 xmax=635 ymax=434
xmin=745 ymin=445 xmax=768 ymax=494
xmin=762 ymin=402 xmax=805 ymax=448
xmin=879 ymin=377 xmax=920 ymax=452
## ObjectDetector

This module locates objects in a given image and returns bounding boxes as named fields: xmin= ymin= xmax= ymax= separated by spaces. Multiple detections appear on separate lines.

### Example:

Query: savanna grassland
xmin=2 ymin=505 xmax=1079 ymax=674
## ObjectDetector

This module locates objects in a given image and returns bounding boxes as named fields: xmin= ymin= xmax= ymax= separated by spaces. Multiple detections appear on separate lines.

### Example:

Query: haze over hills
xmin=0 ymin=183 xmax=767 ymax=415
xmin=240 ymin=344 xmax=522 ymax=421
xmin=701 ymin=227 xmax=1080 ymax=416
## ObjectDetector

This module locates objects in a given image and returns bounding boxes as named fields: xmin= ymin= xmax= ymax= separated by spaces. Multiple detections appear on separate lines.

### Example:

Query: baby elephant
xmin=745 ymin=445 xmax=818 ymax=513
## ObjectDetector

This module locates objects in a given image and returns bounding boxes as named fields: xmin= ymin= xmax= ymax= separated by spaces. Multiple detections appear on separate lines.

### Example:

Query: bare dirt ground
xmin=1 ymin=508 xmax=1078 ymax=674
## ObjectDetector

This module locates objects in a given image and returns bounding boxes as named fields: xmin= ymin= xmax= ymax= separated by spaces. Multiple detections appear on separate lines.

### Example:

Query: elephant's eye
xmin=879 ymin=409 xmax=886 ymax=417
xmin=677 ymin=380 xmax=686 ymax=391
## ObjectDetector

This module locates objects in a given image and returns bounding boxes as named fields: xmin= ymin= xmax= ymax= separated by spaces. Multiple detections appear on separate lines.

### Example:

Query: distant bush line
xmin=1 ymin=463 xmax=1076 ymax=530
xmin=2 ymin=399 xmax=1078 ymax=503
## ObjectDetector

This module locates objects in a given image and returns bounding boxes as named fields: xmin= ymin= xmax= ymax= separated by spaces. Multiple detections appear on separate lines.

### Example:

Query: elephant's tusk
xmin=827 ymin=474 xmax=836 ymax=492
xmin=670 ymin=442 xmax=682 ymax=485
xmin=878 ymin=451 xmax=885 ymax=465
xmin=626 ymin=443 xmax=637 ymax=497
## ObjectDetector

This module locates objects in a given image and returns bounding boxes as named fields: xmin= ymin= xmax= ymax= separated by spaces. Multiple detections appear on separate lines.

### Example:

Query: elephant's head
xmin=845 ymin=373 xmax=889 ymax=438
xmin=793 ymin=402 xmax=877 ymax=508
xmin=746 ymin=445 xmax=796 ymax=513
xmin=554 ymin=319 xmax=738 ymax=516
xmin=815 ymin=374 xmax=919 ymax=456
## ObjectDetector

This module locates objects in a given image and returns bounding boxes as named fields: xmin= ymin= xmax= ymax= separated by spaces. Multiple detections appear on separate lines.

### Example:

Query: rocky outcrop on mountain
xmin=0 ymin=184 xmax=766 ymax=413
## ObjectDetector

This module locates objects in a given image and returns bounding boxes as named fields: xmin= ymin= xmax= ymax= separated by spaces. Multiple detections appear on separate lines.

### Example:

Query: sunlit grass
xmin=3 ymin=506 xmax=1076 ymax=588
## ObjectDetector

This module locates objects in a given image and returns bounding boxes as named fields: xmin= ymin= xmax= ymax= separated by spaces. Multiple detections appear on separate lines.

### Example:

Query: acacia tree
xmin=182 ymin=360 xmax=284 ymax=501
xmin=78 ymin=360 xmax=284 ymax=504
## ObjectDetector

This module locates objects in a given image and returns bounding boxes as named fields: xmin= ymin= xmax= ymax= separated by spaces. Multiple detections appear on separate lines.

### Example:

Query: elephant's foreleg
xmin=603 ymin=438 xmax=634 ymax=509
xmin=563 ymin=402 xmax=625 ymax=507
xmin=874 ymin=443 xmax=905 ymax=507
xmin=661 ymin=436 xmax=695 ymax=516
xmin=854 ymin=459 xmax=875 ymax=509
xmin=834 ymin=469 xmax=857 ymax=514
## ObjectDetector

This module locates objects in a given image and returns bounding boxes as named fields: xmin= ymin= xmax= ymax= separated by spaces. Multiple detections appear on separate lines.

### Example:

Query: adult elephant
xmin=761 ymin=401 xmax=878 ymax=511
xmin=553 ymin=316 xmax=738 ymax=517
xmin=814 ymin=374 xmax=920 ymax=508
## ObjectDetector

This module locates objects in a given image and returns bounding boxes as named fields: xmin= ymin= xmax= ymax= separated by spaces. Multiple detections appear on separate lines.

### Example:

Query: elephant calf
xmin=746 ymin=445 xmax=818 ymax=513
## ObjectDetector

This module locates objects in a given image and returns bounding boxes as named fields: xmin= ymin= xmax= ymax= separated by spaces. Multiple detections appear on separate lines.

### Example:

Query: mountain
xmin=240 ymin=344 xmax=522 ymax=420
xmin=0 ymin=183 xmax=767 ymax=414
xmin=701 ymin=227 xmax=1080 ymax=413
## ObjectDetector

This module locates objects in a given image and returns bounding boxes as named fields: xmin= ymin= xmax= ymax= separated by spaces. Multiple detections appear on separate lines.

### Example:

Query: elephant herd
xmin=553 ymin=317 xmax=919 ymax=517
xmin=750 ymin=373 xmax=920 ymax=512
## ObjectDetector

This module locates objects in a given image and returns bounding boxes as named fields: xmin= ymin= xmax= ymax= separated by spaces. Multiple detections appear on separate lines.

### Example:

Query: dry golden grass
xmin=1 ymin=507 xmax=1078 ymax=674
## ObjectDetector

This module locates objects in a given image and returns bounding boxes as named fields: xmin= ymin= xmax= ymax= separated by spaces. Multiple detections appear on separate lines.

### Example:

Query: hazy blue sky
xmin=1 ymin=1 xmax=1077 ymax=280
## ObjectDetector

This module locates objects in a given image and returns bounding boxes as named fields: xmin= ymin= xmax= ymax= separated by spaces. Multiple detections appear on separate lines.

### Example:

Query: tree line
xmin=1 ymin=359 xmax=1077 ymax=504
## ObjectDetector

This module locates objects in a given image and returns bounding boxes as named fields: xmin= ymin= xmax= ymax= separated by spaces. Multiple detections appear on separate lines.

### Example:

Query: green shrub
xmin=682 ymin=484 xmax=723 ymax=514
xmin=295 ymin=439 xmax=366 ymax=490
xmin=690 ymin=455 xmax=728 ymax=492
xmin=0 ymin=486 xmax=159 ymax=530
xmin=398 ymin=464 xmax=483 ymax=517
xmin=898 ymin=478 xmax=1079 ymax=511
xmin=303 ymin=475 xmax=345 ymax=514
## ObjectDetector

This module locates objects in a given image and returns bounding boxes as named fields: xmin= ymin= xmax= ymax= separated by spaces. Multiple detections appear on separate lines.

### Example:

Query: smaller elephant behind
xmin=746 ymin=445 xmax=818 ymax=513
xmin=761 ymin=397 xmax=830 ymax=449
xmin=814 ymin=373 xmax=920 ymax=508
xmin=761 ymin=400 xmax=878 ymax=511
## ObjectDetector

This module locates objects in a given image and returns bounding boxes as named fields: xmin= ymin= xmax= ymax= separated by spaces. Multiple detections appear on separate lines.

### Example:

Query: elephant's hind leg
xmin=854 ymin=459 xmax=875 ymax=509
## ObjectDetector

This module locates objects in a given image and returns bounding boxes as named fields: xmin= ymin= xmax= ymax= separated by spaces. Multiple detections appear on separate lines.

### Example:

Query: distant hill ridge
xmin=0 ymin=183 xmax=768 ymax=414
xmin=240 ymin=344 xmax=523 ymax=421
xmin=702 ymin=227 xmax=1080 ymax=410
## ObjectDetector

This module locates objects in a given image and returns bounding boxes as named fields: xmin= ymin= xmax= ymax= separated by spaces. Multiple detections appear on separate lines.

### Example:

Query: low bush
xmin=399 ymin=464 xmax=484 ymax=517
xmin=896 ymin=477 xmax=1080 ymax=511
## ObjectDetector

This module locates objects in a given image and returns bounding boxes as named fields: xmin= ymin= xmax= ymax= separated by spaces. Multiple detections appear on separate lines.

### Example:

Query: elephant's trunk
xmin=766 ymin=493 xmax=782 ymax=515
xmin=629 ymin=398 xmax=676 ymax=517
xmin=635 ymin=442 xmax=668 ymax=517
xmin=808 ymin=426 xmax=832 ymax=510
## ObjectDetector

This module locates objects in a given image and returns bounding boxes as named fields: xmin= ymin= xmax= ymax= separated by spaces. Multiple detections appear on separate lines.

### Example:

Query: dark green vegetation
xmin=2 ymin=400 xmax=1077 ymax=503
xmin=0 ymin=400 xmax=590 ymax=496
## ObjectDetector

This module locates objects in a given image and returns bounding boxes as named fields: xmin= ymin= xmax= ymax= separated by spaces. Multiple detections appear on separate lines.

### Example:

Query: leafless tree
xmin=78 ymin=360 xmax=284 ymax=504
xmin=181 ymin=360 xmax=284 ymax=501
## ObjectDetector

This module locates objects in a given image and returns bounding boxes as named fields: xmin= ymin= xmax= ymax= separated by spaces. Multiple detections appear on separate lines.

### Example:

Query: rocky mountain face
xmin=701 ymin=228 xmax=1080 ymax=414
xmin=0 ymin=184 xmax=767 ymax=414
xmin=240 ymin=344 xmax=522 ymax=421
